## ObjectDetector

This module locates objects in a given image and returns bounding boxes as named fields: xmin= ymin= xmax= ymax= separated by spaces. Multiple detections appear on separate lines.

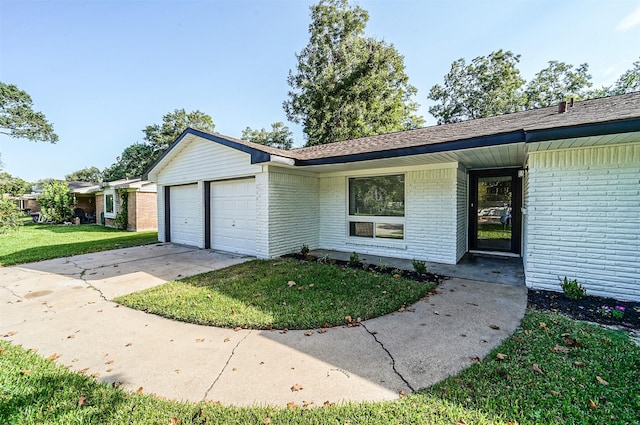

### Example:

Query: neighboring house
xmin=67 ymin=181 xmax=101 ymax=222
xmin=14 ymin=193 xmax=41 ymax=214
xmin=145 ymin=93 xmax=640 ymax=302
xmin=95 ymin=178 xmax=158 ymax=231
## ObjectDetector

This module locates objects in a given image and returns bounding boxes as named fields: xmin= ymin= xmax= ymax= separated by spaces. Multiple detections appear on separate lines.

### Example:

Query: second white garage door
xmin=210 ymin=179 xmax=256 ymax=255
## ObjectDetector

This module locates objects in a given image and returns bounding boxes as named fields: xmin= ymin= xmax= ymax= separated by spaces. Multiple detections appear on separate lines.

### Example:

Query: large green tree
xmin=428 ymin=50 xmax=527 ymax=124
xmin=241 ymin=122 xmax=294 ymax=150
xmin=0 ymin=82 xmax=59 ymax=143
xmin=65 ymin=166 xmax=102 ymax=183
xmin=284 ymin=0 xmax=423 ymax=146
xmin=38 ymin=180 xmax=74 ymax=223
xmin=102 ymin=143 xmax=157 ymax=182
xmin=143 ymin=108 xmax=215 ymax=152
xmin=524 ymin=61 xmax=592 ymax=109
xmin=608 ymin=58 xmax=640 ymax=95
xmin=0 ymin=172 xmax=32 ymax=196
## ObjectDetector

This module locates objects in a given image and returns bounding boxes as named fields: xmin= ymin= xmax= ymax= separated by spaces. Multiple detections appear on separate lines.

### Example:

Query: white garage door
xmin=210 ymin=179 xmax=256 ymax=255
xmin=169 ymin=184 xmax=200 ymax=246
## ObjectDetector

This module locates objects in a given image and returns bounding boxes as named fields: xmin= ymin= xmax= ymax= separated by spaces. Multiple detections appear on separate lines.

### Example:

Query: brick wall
xmin=95 ymin=194 xmax=104 ymax=224
xmin=525 ymin=143 xmax=640 ymax=302
xmin=133 ymin=191 xmax=158 ymax=231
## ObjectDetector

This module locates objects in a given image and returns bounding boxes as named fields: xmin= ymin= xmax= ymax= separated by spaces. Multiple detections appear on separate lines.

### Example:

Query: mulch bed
xmin=528 ymin=289 xmax=640 ymax=330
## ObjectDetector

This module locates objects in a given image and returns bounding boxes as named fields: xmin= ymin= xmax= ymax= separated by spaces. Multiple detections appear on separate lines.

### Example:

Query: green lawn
xmin=115 ymin=258 xmax=435 ymax=330
xmin=2 ymin=311 xmax=638 ymax=424
xmin=478 ymin=223 xmax=511 ymax=239
xmin=0 ymin=222 xmax=158 ymax=266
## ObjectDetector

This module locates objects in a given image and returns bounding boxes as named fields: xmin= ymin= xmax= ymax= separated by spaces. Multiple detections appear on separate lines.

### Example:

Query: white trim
xmin=321 ymin=161 xmax=458 ymax=178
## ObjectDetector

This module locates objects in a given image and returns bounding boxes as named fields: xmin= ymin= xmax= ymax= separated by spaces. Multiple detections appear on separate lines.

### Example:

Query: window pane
xmin=106 ymin=195 xmax=114 ymax=213
xmin=375 ymin=223 xmax=404 ymax=239
xmin=349 ymin=222 xmax=374 ymax=238
xmin=349 ymin=175 xmax=404 ymax=217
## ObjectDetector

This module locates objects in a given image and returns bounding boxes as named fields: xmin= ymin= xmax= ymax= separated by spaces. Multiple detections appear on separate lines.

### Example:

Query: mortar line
xmin=202 ymin=330 xmax=252 ymax=401
xmin=361 ymin=322 xmax=415 ymax=392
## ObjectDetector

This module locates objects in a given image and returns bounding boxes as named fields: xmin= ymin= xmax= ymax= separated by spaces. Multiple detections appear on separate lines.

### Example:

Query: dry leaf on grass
xmin=20 ymin=369 xmax=30 ymax=375
xmin=588 ymin=399 xmax=597 ymax=410
xmin=596 ymin=376 xmax=609 ymax=386
xmin=287 ymin=401 xmax=296 ymax=409
xmin=496 ymin=353 xmax=507 ymax=360
xmin=263 ymin=418 xmax=271 ymax=425
xmin=137 ymin=387 xmax=143 ymax=394
xmin=573 ymin=361 xmax=585 ymax=367
xmin=78 ymin=396 xmax=87 ymax=407
xmin=532 ymin=363 xmax=544 ymax=374
xmin=287 ymin=281 xmax=296 ymax=287
xmin=551 ymin=345 xmax=570 ymax=354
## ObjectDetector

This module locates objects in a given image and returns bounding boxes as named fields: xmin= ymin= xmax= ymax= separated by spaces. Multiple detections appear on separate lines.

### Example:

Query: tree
xmin=284 ymin=0 xmax=423 ymax=146
xmin=0 ymin=199 xmax=23 ymax=234
xmin=241 ymin=122 xmax=294 ymax=150
xmin=525 ymin=61 xmax=592 ymax=109
xmin=102 ymin=143 xmax=158 ymax=182
xmin=609 ymin=58 xmax=640 ymax=95
xmin=0 ymin=172 xmax=32 ymax=196
xmin=428 ymin=50 xmax=526 ymax=124
xmin=38 ymin=180 xmax=74 ymax=223
xmin=0 ymin=82 xmax=59 ymax=143
xmin=143 ymin=108 xmax=215 ymax=152
xmin=65 ymin=166 xmax=103 ymax=183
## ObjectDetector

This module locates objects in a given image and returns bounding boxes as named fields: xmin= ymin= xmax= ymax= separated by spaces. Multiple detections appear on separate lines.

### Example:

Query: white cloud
xmin=616 ymin=4 xmax=640 ymax=31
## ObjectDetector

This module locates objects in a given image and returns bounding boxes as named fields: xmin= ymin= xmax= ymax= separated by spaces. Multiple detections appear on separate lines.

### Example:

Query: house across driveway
xmin=0 ymin=244 xmax=526 ymax=406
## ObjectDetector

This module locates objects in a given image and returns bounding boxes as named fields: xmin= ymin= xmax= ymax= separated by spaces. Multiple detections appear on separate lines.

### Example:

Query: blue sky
xmin=1 ymin=0 xmax=639 ymax=182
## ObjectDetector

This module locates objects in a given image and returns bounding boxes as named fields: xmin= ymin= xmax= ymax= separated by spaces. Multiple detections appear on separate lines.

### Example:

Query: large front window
xmin=348 ymin=175 xmax=405 ymax=240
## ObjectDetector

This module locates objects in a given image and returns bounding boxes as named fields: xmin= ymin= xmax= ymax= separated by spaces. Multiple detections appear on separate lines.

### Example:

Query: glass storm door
xmin=469 ymin=169 xmax=521 ymax=254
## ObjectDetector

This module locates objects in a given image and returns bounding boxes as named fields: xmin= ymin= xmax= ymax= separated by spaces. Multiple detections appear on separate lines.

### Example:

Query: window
xmin=104 ymin=190 xmax=117 ymax=218
xmin=348 ymin=175 xmax=405 ymax=240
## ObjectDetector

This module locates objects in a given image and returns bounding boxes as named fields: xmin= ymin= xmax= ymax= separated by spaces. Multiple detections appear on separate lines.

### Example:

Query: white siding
xmin=525 ymin=143 xmax=640 ymax=302
xmin=267 ymin=170 xmax=319 ymax=257
xmin=156 ymin=137 xmax=261 ymax=186
xmin=456 ymin=166 xmax=468 ymax=261
xmin=318 ymin=165 xmax=460 ymax=264
xmin=255 ymin=172 xmax=269 ymax=258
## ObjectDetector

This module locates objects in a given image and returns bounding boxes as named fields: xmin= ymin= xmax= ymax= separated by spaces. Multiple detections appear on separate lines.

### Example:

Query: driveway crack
xmin=1 ymin=285 xmax=23 ymax=300
xmin=361 ymin=322 xmax=415 ymax=392
xmin=202 ymin=331 xmax=252 ymax=401
xmin=68 ymin=260 xmax=110 ymax=302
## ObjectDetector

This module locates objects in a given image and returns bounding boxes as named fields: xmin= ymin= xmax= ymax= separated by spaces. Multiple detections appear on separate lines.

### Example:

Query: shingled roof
xmin=151 ymin=92 xmax=640 ymax=173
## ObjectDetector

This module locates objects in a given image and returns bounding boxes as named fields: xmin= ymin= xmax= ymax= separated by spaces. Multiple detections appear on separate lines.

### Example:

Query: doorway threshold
xmin=469 ymin=250 xmax=521 ymax=258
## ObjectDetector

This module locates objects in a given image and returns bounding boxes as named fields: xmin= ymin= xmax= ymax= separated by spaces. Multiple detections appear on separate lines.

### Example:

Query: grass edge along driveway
xmin=115 ymin=258 xmax=436 ymax=330
xmin=1 ymin=311 xmax=638 ymax=424
xmin=0 ymin=222 xmax=158 ymax=266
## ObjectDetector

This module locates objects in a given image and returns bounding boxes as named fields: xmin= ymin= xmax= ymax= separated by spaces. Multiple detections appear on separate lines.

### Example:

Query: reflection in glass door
xmin=469 ymin=170 xmax=521 ymax=254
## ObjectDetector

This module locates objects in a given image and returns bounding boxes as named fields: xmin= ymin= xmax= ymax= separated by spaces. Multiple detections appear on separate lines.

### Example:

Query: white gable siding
xmin=318 ymin=165 xmax=460 ymax=264
xmin=456 ymin=166 xmax=468 ymax=261
xmin=525 ymin=143 xmax=640 ymax=302
xmin=267 ymin=170 xmax=319 ymax=257
xmin=156 ymin=137 xmax=261 ymax=186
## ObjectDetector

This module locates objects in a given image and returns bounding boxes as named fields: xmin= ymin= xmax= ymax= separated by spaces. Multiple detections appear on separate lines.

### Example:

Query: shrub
xmin=559 ymin=276 xmax=586 ymax=300
xmin=0 ymin=199 xmax=23 ymax=234
xmin=412 ymin=259 xmax=428 ymax=275
xmin=349 ymin=251 xmax=360 ymax=266
xmin=38 ymin=180 xmax=73 ymax=223
xmin=300 ymin=244 xmax=310 ymax=257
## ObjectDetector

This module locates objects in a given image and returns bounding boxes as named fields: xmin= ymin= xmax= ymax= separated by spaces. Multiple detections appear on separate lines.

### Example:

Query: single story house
xmin=145 ymin=93 xmax=640 ymax=302
xmin=95 ymin=178 xmax=158 ymax=231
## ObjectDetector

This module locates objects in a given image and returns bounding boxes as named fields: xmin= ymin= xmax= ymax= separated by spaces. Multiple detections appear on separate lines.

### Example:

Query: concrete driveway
xmin=1 ymin=243 xmax=527 ymax=406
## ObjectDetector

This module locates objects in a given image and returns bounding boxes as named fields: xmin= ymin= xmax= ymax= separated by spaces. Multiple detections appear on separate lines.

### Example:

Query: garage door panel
xmin=210 ymin=179 xmax=256 ymax=255
xmin=170 ymin=184 xmax=200 ymax=247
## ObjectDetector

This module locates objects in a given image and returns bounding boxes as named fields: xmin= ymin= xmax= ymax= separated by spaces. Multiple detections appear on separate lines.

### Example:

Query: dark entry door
xmin=469 ymin=169 xmax=521 ymax=254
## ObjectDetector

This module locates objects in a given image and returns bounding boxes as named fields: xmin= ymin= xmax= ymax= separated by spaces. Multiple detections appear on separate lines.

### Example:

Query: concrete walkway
xmin=1 ymin=244 xmax=527 ymax=406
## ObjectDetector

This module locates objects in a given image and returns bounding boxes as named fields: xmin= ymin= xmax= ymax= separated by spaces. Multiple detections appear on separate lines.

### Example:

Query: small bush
xmin=412 ymin=259 xmax=428 ymax=275
xmin=0 ymin=200 xmax=23 ymax=234
xmin=349 ymin=251 xmax=360 ymax=266
xmin=300 ymin=244 xmax=310 ymax=257
xmin=559 ymin=276 xmax=586 ymax=300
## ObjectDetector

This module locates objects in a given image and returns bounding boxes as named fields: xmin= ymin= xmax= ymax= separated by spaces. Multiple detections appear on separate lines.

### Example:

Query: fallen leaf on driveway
xmin=291 ymin=383 xmax=303 ymax=392
xmin=304 ymin=331 xmax=313 ymax=336
xmin=67 ymin=335 xmax=75 ymax=339
xmin=195 ymin=338 xmax=205 ymax=343
xmin=323 ymin=400 xmax=334 ymax=407
xmin=105 ymin=360 xmax=114 ymax=365
xmin=470 ymin=356 xmax=481 ymax=364
xmin=532 ymin=363 xmax=544 ymax=374
xmin=47 ymin=353 xmax=61 ymax=361
xmin=224 ymin=337 xmax=230 ymax=342
xmin=91 ymin=372 xmax=100 ymax=378
xmin=79 ymin=368 xmax=89 ymax=374
xmin=136 ymin=387 xmax=143 ymax=394
xmin=125 ymin=343 xmax=132 ymax=347
xmin=399 ymin=390 xmax=406 ymax=397
xmin=489 ymin=324 xmax=500 ymax=330
xmin=287 ymin=401 xmax=296 ymax=409
xmin=596 ymin=376 xmax=609 ymax=386
xmin=5 ymin=331 xmax=17 ymax=337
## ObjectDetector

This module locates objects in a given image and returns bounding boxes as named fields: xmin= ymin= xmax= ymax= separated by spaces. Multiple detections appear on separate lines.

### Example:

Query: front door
xmin=469 ymin=169 xmax=521 ymax=254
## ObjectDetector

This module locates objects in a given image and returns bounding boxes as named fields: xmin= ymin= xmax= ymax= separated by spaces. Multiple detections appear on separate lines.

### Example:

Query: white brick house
xmin=146 ymin=93 xmax=640 ymax=301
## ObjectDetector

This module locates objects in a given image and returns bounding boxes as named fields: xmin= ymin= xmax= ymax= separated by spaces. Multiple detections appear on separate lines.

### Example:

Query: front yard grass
xmin=0 ymin=222 xmax=158 ymax=266
xmin=115 ymin=258 xmax=435 ymax=330
xmin=2 ymin=311 xmax=638 ymax=424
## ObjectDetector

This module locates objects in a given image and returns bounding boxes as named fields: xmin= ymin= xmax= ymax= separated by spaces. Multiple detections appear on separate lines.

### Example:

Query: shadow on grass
xmin=0 ymin=235 xmax=159 ymax=266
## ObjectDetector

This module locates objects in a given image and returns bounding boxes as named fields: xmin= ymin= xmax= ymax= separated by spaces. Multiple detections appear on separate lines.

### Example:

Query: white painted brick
xmin=525 ymin=143 xmax=640 ymax=302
